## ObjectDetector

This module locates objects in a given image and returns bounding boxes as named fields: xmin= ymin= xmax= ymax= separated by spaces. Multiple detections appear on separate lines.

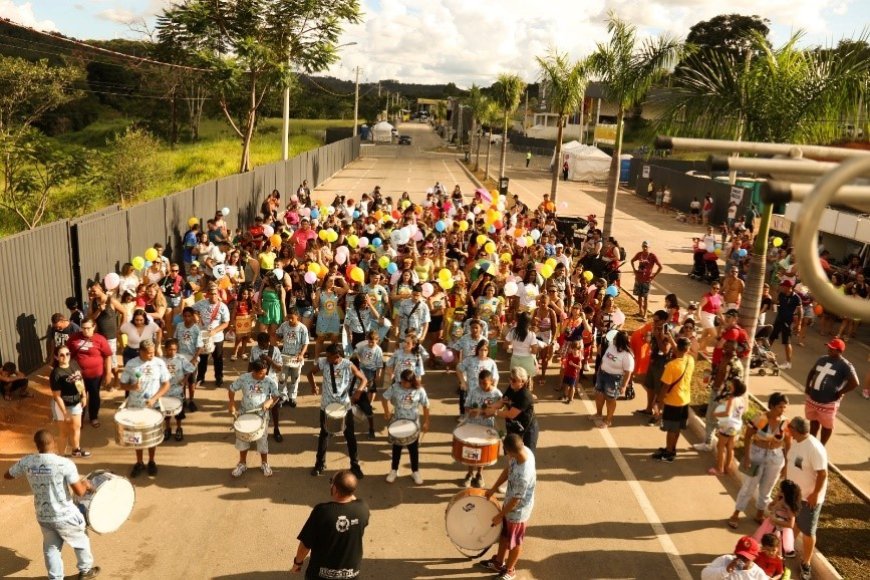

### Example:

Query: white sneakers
xmin=232 ymin=463 xmax=248 ymax=477
xmin=693 ymin=442 xmax=714 ymax=452
xmin=780 ymin=362 xmax=792 ymax=369
xmin=261 ymin=463 xmax=273 ymax=477
xmin=386 ymin=469 xmax=423 ymax=484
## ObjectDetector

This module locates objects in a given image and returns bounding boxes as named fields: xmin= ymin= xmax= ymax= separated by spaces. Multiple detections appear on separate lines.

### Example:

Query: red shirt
xmin=291 ymin=227 xmax=317 ymax=258
xmin=631 ymin=251 xmax=660 ymax=283
xmin=66 ymin=332 xmax=111 ymax=379
xmin=562 ymin=352 xmax=581 ymax=379
xmin=753 ymin=553 xmax=784 ymax=578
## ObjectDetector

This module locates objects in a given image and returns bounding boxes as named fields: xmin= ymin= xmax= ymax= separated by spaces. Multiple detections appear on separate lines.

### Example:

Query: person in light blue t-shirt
xmin=250 ymin=332 xmax=285 ymax=442
xmin=5 ymin=430 xmax=101 ymax=580
xmin=382 ymin=369 xmax=430 ymax=485
xmin=461 ymin=369 xmax=503 ymax=489
xmin=119 ymin=339 xmax=171 ymax=479
xmin=353 ymin=330 xmax=385 ymax=438
xmin=228 ymin=360 xmax=281 ymax=478
xmin=479 ymin=433 xmax=537 ymax=580
xmin=161 ymin=338 xmax=196 ymax=442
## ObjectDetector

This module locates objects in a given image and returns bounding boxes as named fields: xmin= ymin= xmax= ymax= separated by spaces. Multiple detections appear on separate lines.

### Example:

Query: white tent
xmin=552 ymin=141 xmax=612 ymax=182
xmin=372 ymin=121 xmax=394 ymax=143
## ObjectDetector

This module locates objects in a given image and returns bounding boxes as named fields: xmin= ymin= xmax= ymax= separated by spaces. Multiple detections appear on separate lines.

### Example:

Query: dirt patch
xmin=0 ymin=368 xmax=55 ymax=460
xmin=819 ymin=470 xmax=870 ymax=578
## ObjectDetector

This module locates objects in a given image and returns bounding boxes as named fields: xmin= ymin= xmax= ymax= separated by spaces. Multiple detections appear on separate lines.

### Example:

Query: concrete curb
xmin=455 ymin=158 xmax=485 ymax=189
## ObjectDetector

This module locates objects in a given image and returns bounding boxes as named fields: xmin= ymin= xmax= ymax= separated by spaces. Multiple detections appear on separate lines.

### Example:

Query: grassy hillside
xmin=2 ymin=116 xmax=354 ymax=235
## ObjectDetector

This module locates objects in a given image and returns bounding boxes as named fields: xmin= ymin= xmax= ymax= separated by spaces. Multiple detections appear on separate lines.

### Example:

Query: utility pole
xmin=523 ymin=90 xmax=529 ymax=134
xmin=352 ymin=66 xmax=360 ymax=137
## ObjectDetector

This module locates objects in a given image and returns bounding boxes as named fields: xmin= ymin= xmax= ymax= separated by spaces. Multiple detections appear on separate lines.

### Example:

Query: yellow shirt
xmin=660 ymin=355 xmax=695 ymax=407
xmin=258 ymin=251 xmax=276 ymax=271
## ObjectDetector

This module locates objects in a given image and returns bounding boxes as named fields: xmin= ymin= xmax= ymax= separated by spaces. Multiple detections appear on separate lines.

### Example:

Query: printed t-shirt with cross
xmin=276 ymin=322 xmax=309 ymax=357
xmin=194 ymin=299 xmax=231 ymax=343
xmin=317 ymin=357 xmax=355 ymax=411
xmin=173 ymin=323 xmax=204 ymax=357
xmin=121 ymin=357 xmax=171 ymax=408
xmin=162 ymin=355 xmax=196 ymax=397
xmin=808 ymin=356 xmax=858 ymax=404
xmin=382 ymin=384 xmax=429 ymax=422
xmin=397 ymin=298 xmax=431 ymax=336
xmin=230 ymin=372 xmax=280 ymax=413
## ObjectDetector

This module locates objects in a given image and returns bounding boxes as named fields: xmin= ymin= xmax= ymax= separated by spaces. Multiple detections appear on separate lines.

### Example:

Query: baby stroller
xmin=750 ymin=325 xmax=780 ymax=376
xmin=689 ymin=250 xmax=721 ymax=283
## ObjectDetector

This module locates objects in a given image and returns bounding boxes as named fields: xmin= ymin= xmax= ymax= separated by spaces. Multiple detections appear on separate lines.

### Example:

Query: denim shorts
xmin=595 ymin=371 xmax=622 ymax=399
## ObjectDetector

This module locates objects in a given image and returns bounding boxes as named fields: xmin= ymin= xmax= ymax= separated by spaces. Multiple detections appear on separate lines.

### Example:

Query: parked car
xmin=398 ymin=135 xmax=412 ymax=145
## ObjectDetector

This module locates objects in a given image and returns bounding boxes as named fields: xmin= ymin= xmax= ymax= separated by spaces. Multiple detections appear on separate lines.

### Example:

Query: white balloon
xmin=272 ymin=268 xmax=285 ymax=281
xmin=503 ymin=281 xmax=519 ymax=297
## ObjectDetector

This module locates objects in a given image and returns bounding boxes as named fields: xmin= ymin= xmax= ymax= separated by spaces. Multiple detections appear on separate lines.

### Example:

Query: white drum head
xmin=326 ymin=403 xmax=347 ymax=418
xmin=453 ymin=423 xmax=500 ymax=445
xmin=445 ymin=493 xmax=502 ymax=550
xmin=115 ymin=407 xmax=163 ymax=427
xmin=86 ymin=473 xmax=135 ymax=534
xmin=234 ymin=413 xmax=263 ymax=434
xmin=159 ymin=396 xmax=183 ymax=415
xmin=388 ymin=419 xmax=419 ymax=438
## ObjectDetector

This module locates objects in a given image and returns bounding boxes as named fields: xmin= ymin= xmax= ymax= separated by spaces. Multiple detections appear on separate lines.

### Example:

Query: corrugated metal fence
xmin=0 ymin=137 xmax=360 ymax=372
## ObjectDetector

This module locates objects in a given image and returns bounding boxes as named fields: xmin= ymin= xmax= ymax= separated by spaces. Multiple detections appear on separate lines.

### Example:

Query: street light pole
xmin=353 ymin=66 xmax=360 ymax=138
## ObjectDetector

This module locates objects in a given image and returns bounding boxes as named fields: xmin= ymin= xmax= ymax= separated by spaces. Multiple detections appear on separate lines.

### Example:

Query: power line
xmin=0 ymin=21 xmax=209 ymax=72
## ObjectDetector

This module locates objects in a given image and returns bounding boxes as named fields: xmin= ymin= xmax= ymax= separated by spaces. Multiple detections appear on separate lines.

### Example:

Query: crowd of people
xmin=5 ymin=175 xmax=867 ymax=580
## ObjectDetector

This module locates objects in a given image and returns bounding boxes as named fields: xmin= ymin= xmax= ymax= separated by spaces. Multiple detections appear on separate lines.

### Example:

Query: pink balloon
xmin=421 ymin=282 xmax=434 ymax=297
xmin=304 ymin=272 xmax=317 ymax=284
xmin=300 ymin=207 xmax=311 ymax=217
xmin=441 ymin=350 xmax=455 ymax=363
xmin=412 ymin=231 xmax=424 ymax=242
xmin=103 ymin=272 xmax=120 ymax=290
xmin=335 ymin=251 xmax=347 ymax=265
xmin=432 ymin=342 xmax=446 ymax=356
xmin=291 ymin=194 xmax=299 ymax=203
xmin=358 ymin=237 xmax=369 ymax=248
xmin=263 ymin=225 xmax=274 ymax=237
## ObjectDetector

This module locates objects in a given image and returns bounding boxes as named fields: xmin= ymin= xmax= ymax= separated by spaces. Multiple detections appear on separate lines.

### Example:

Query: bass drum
xmin=76 ymin=470 xmax=136 ymax=534
xmin=444 ymin=489 xmax=503 ymax=558
xmin=114 ymin=407 xmax=164 ymax=449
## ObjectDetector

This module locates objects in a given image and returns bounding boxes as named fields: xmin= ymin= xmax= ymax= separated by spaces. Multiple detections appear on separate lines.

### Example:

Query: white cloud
xmin=327 ymin=0 xmax=862 ymax=86
xmin=0 ymin=0 xmax=56 ymax=31
xmin=97 ymin=7 xmax=138 ymax=25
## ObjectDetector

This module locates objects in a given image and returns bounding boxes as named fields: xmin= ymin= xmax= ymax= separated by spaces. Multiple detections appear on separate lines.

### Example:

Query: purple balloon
xmin=441 ymin=350 xmax=455 ymax=363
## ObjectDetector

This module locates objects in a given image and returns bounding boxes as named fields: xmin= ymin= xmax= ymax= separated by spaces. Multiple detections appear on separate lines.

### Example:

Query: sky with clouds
xmin=1 ymin=0 xmax=866 ymax=87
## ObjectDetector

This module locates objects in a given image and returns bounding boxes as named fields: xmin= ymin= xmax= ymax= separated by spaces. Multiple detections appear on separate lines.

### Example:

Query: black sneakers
xmin=147 ymin=460 xmax=158 ymax=476
xmin=350 ymin=465 xmax=365 ymax=479
xmin=130 ymin=463 xmax=145 ymax=478
xmin=311 ymin=466 xmax=324 ymax=477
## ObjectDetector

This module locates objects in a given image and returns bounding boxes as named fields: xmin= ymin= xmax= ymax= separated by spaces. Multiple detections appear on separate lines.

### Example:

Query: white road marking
xmin=576 ymin=391 xmax=694 ymax=580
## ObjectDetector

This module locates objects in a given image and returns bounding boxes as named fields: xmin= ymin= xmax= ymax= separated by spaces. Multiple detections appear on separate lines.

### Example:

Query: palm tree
xmin=659 ymin=32 xmax=870 ymax=358
xmin=466 ymin=84 xmax=487 ymax=171
xmin=492 ymin=73 xmax=526 ymax=179
xmin=537 ymin=50 xmax=590 ymax=203
xmin=482 ymin=99 xmax=501 ymax=182
xmin=589 ymin=13 xmax=682 ymax=237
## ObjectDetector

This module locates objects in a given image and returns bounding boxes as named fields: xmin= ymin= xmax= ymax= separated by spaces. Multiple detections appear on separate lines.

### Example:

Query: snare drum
xmin=235 ymin=314 xmax=254 ymax=337
xmin=158 ymin=396 xmax=183 ymax=417
xmin=282 ymin=354 xmax=303 ymax=368
xmin=114 ymin=407 xmax=164 ymax=448
xmin=387 ymin=419 xmax=420 ymax=446
xmin=451 ymin=423 xmax=501 ymax=466
xmin=325 ymin=403 xmax=349 ymax=434
xmin=445 ymin=488 xmax=503 ymax=557
xmin=77 ymin=470 xmax=136 ymax=534
xmin=233 ymin=413 xmax=267 ymax=442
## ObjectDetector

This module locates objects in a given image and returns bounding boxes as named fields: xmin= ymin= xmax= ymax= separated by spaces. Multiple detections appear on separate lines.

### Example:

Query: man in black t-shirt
xmin=292 ymin=470 xmax=369 ymax=579
xmin=46 ymin=313 xmax=81 ymax=366
xmin=769 ymin=280 xmax=802 ymax=369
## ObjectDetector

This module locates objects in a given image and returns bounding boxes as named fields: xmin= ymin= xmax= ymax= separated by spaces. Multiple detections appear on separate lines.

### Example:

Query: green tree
xmin=465 ymin=84 xmax=487 ymax=171
xmin=589 ymin=13 xmax=682 ymax=238
xmin=0 ymin=56 xmax=84 ymax=230
xmin=536 ymin=50 xmax=589 ymax=203
xmin=100 ymin=127 xmax=166 ymax=206
xmin=659 ymin=32 xmax=870 ymax=351
xmin=684 ymin=14 xmax=770 ymax=57
xmin=157 ymin=0 xmax=361 ymax=172
xmin=492 ymin=73 xmax=526 ymax=180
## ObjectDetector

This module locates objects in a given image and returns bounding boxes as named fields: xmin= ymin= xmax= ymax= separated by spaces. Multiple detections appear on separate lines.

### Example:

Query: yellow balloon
xmin=476 ymin=234 xmax=488 ymax=246
xmin=583 ymin=270 xmax=594 ymax=282
xmin=541 ymin=265 xmax=554 ymax=279
xmin=379 ymin=256 xmax=390 ymax=269
xmin=772 ymin=237 xmax=783 ymax=248
xmin=318 ymin=230 xmax=328 ymax=241
xmin=351 ymin=267 xmax=365 ymax=283
xmin=347 ymin=234 xmax=359 ymax=248
xmin=485 ymin=242 xmax=496 ymax=254
xmin=308 ymin=263 xmax=321 ymax=275
xmin=187 ymin=217 xmax=199 ymax=227
xmin=132 ymin=256 xmax=145 ymax=270
xmin=144 ymin=248 xmax=159 ymax=262
xmin=458 ymin=221 xmax=469 ymax=232
xmin=525 ymin=236 xmax=534 ymax=247
xmin=500 ymin=252 xmax=512 ymax=263
xmin=545 ymin=258 xmax=557 ymax=269
xmin=492 ymin=192 xmax=500 ymax=206
xmin=439 ymin=278 xmax=454 ymax=290
xmin=439 ymin=268 xmax=452 ymax=281
xmin=327 ymin=230 xmax=338 ymax=243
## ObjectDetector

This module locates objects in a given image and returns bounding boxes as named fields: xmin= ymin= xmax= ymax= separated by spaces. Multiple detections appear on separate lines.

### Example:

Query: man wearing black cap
xmin=768 ymin=280 xmax=802 ymax=369
xmin=630 ymin=241 xmax=661 ymax=319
